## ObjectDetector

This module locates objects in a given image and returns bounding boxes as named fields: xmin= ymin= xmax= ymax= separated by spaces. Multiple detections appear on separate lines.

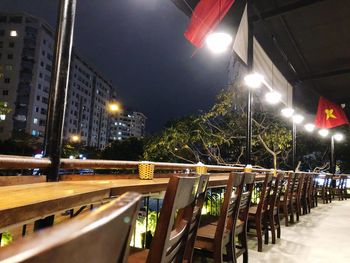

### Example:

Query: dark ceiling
xmin=172 ymin=0 xmax=350 ymax=113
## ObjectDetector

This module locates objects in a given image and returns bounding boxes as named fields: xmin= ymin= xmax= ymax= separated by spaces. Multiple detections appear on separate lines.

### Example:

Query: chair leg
xmin=284 ymin=203 xmax=289 ymax=226
xmin=270 ymin=214 xmax=276 ymax=244
xmin=256 ymin=216 xmax=263 ymax=252
xmin=275 ymin=213 xmax=281 ymax=239
xmin=238 ymin=231 xmax=248 ymax=263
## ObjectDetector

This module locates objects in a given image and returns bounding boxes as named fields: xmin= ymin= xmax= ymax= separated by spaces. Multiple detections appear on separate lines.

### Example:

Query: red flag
xmin=314 ymin=97 xmax=349 ymax=128
xmin=184 ymin=0 xmax=235 ymax=48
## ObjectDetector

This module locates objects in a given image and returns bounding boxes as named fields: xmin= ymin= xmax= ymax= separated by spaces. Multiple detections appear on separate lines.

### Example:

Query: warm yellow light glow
xmin=71 ymin=135 xmax=80 ymax=142
xmin=205 ymin=32 xmax=233 ymax=54
xmin=108 ymin=102 xmax=121 ymax=113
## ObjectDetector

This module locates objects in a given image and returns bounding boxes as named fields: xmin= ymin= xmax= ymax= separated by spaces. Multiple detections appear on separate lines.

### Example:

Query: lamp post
xmin=291 ymin=114 xmax=304 ymax=171
xmin=330 ymin=133 xmax=344 ymax=174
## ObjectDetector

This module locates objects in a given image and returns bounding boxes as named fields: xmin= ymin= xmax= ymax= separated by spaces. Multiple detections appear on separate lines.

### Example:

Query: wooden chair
xmin=333 ymin=175 xmax=348 ymax=201
xmin=279 ymin=172 xmax=295 ymax=226
xmin=247 ymin=173 xmax=273 ymax=252
xmin=293 ymin=173 xmax=305 ymax=221
xmin=0 ymin=192 xmax=142 ymax=263
xmin=128 ymin=174 xmax=207 ymax=263
xmin=235 ymin=173 xmax=255 ymax=263
xmin=183 ymin=174 xmax=210 ymax=263
xmin=317 ymin=174 xmax=333 ymax=203
xmin=312 ymin=174 xmax=319 ymax=208
xmin=301 ymin=173 xmax=311 ymax=215
xmin=264 ymin=173 xmax=284 ymax=245
xmin=191 ymin=172 xmax=245 ymax=263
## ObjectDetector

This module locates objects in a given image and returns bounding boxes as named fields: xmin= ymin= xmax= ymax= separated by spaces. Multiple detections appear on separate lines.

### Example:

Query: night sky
xmin=0 ymin=0 xmax=231 ymax=132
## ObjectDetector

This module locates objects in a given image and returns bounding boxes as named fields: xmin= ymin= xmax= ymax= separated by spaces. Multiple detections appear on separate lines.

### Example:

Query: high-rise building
xmin=64 ymin=51 xmax=114 ymax=148
xmin=110 ymin=111 xmax=146 ymax=141
xmin=0 ymin=13 xmax=54 ymax=140
xmin=0 ymin=12 xmax=137 ymax=149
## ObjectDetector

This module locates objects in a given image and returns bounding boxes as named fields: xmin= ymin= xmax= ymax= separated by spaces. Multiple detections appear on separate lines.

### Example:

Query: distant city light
xmin=333 ymin=133 xmax=344 ymax=142
xmin=0 ymin=114 xmax=5 ymax=121
xmin=281 ymin=108 xmax=294 ymax=118
xmin=292 ymin=114 xmax=304 ymax=124
xmin=265 ymin=91 xmax=281 ymax=104
xmin=205 ymin=32 xmax=232 ymax=54
xmin=108 ymin=102 xmax=121 ymax=113
xmin=244 ymin=73 xmax=264 ymax=89
xmin=304 ymin=123 xmax=315 ymax=132
xmin=318 ymin=129 xmax=329 ymax=137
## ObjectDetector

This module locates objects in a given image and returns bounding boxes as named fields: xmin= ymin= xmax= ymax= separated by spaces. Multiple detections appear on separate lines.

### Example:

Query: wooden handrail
xmin=0 ymin=154 xmax=347 ymax=177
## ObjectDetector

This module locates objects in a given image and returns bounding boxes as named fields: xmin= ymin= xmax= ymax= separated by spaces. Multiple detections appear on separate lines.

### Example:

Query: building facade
xmin=0 ymin=13 xmax=54 ymax=140
xmin=0 ymin=12 xmax=138 ymax=149
xmin=110 ymin=111 xmax=146 ymax=141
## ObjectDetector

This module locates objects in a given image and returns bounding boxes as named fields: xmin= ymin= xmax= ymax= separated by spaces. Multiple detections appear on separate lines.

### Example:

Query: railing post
xmin=44 ymin=0 xmax=77 ymax=182
xmin=34 ymin=0 xmax=77 ymax=231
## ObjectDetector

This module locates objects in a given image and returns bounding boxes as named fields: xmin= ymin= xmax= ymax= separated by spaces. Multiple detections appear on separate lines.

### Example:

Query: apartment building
xmin=110 ymin=111 xmax=146 ymax=141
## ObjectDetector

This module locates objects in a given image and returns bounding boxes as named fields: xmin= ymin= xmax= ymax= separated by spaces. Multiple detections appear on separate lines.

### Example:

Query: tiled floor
xmin=194 ymin=200 xmax=350 ymax=262
xmin=242 ymin=200 xmax=350 ymax=263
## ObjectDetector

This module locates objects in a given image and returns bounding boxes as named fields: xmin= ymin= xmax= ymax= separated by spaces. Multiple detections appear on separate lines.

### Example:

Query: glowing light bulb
xmin=244 ymin=73 xmax=264 ymax=89
xmin=333 ymin=133 xmax=344 ymax=142
xmin=265 ymin=91 xmax=281 ymax=104
xmin=318 ymin=129 xmax=329 ymax=137
xmin=206 ymin=32 xmax=233 ymax=54
xmin=304 ymin=123 xmax=315 ymax=132
xmin=281 ymin=108 xmax=294 ymax=118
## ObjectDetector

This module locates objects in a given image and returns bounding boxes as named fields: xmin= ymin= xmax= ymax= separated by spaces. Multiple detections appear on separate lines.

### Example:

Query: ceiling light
xmin=244 ymin=73 xmax=264 ymax=89
xmin=318 ymin=129 xmax=329 ymax=137
xmin=265 ymin=91 xmax=281 ymax=104
xmin=304 ymin=123 xmax=315 ymax=132
xmin=292 ymin=114 xmax=304 ymax=124
xmin=205 ymin=32 xmax=232 ymax=54
xmin=281 ymin=107 xmax=294 ymax=118
xmin=333 ymin=133 xmax=344 ymax=142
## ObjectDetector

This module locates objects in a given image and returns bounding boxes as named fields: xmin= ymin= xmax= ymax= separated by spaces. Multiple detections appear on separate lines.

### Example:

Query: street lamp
xmin=265 ymin=91 xmax=281 ymax=104
xmin=97 ymin=101 xmax=122 ymax=148
xmin=70 ymin=135 xmax=80 ymax=143
xmin=304 ymin=123 xmax=315 ymax=132
xmin=330 ymin=133 xmax=344 ymax=174
xmin=292 ymin=114 xmax=304 ymax=124
xmin=205 ymin=32 xmax=233 ymax=54
xmin=318 ymin=129 xmax=329 ymax=137
xmin=244 ymin=73 xmax=264 ymax=89
xmin=281 ymin=107 xmax=294 ymax=118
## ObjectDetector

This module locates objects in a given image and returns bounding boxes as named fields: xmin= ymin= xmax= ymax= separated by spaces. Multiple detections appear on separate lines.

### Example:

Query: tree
xmin=144 ymin=88 xmax=292 ymax=170
xmin=101 ymin=137 xmax=144 ymax=161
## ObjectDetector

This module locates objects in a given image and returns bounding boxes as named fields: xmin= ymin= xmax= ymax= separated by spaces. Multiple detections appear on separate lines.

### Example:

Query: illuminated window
xmin=10 ymin=30 xmax=17 ymax=37
xmin=33 ymin=118 xmax=38 ymax=124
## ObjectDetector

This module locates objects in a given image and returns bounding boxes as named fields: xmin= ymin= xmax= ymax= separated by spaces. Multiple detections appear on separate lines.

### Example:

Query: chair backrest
xmin=238 ymin=173 xmax=256 ymax=223
xmin=183 ymin=173 xmax=210 ymax=262
xmin=146 ymin=175 xmax=201 ymax=263
xmin=282 ymin=172 xmax=294 ymax=201
xmin=294 ymin=173 xmax=305 ymax=198
xmin=0 ymin=192 xmax=142 ymax=263
xmin=256 ymin=173 xmax=273 ymax=214
xmin=212 ymin=172 xmax=244 ymax=260
xmin=268 ymin=173 xmax=284 ymax=211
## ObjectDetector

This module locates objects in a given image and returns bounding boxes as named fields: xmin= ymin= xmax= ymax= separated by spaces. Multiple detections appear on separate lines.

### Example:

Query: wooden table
xmin=0 ymin=174 xmax=264 ymax=231
xmin=0 ymin=175 xmax=230 ymax=231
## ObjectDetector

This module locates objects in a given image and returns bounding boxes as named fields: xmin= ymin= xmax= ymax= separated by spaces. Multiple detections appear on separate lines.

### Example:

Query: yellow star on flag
xmin=325 ymin=108 xmax=336 ymax=120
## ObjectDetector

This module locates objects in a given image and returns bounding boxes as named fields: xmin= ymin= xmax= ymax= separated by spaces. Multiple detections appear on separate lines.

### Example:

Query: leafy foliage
xmin=101 ymin=137 xmax=144 ymax=161
xmin=144 ymin=89 xmax=292 ymax=169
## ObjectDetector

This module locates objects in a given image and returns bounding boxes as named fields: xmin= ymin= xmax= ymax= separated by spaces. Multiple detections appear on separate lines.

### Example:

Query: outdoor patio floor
xmin=242 ymin=199 xmax=350 ymax=263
